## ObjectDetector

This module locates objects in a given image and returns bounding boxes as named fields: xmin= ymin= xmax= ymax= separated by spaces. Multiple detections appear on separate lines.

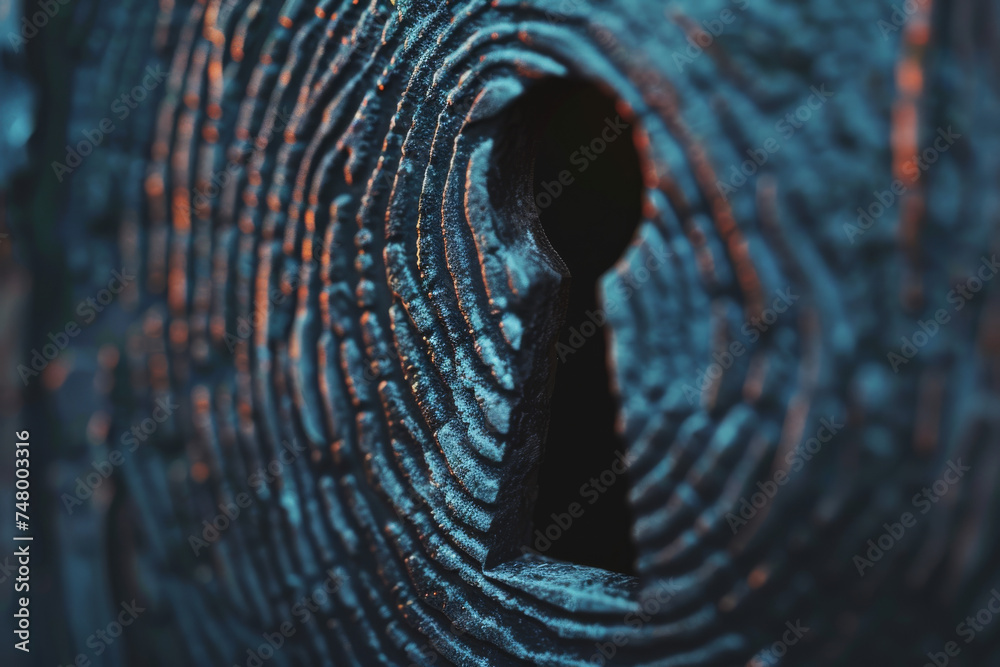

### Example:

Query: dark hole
xmin=518 ymin=81 xmax=643 ymax=575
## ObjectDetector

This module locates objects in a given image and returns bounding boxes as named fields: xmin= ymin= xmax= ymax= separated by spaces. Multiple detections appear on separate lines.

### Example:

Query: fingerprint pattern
xmin=62 ymin=0 xmax=1000 ymax=665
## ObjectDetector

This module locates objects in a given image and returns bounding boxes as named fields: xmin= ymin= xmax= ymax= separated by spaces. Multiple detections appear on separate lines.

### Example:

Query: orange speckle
xmin=210 ymin=315 xmax=225 ymax=340
xmin=169 ymin=319 xmax=189 ymax=346
xmin=718 ymin=594 xmax=737 ymax=612
xmin=152 ymin=141 xmax=170 ymax=161
xmin=897 ymin=60 xmax=923 ymax=96
xmin=907 ymin=20 xmax=931 ymax=46
xmin=98 ymin=345 xmax=120 ymax=369
xmin=191 ymin=462 xmax=210 ymax=483
xmin=171 ymin=190 xmax=192 ymax=232
xmin=42 ymin=360 xmax=71 ymax=391
xmin=143 ymin=312 xmax=164 ymax=338
xmin=145 ymin=174 xmax=165 ymax=198
xmin=205 ymin=27 xmax=225 ymax=47
xmin=231 ymin=36 xmax=245 ymax=63
xmin=87 ymin=411 xmax=111 ymax=443
xmin=892 ymin=102 xmax=918 ymax=184
xmin=193 ymin=386 xmax=210 ymax=412
xmin=207 ymin=100 xmax=223 ymax=119
xmin=149 ymin=353 xmax=168 ymax=378
xmin=279 ymin=15 xmax=293 ymax=29
xmin=748 ymin=567 xmax=768 ymax=589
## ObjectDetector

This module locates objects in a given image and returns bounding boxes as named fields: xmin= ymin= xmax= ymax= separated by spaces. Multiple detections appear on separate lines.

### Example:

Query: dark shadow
xmin=511 ymin=80 xmax=643 ymax=575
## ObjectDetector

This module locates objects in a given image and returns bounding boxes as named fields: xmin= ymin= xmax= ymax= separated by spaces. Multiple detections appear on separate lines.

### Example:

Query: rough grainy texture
xmin=5 ymin=0 xmax=1000 ymax=665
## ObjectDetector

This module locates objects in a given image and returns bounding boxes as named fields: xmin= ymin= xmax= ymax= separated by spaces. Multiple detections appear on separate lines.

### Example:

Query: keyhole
xmin=518 ymin=81 xmax=643 ymax=574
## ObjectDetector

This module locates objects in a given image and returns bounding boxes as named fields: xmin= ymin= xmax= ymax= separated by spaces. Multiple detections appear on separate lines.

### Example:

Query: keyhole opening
xmin=519 ymin=80 xmax=643 ymax=575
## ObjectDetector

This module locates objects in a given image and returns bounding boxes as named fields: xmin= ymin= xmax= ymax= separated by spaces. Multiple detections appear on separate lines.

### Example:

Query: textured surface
xmin=4 ymin=0 xmax=1000 ymax=665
